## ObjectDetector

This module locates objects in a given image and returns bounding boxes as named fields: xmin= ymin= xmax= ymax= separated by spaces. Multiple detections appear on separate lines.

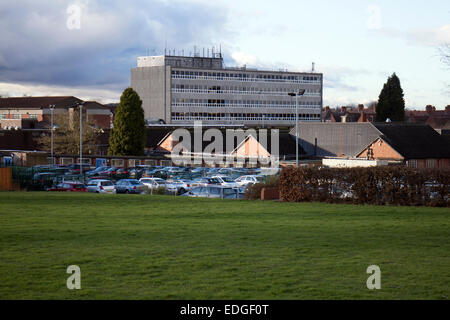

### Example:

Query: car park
xmin=87 ymin=180 xmax=116 ymax=194
xmin=115 ymin=179 xmax=147 ymax=194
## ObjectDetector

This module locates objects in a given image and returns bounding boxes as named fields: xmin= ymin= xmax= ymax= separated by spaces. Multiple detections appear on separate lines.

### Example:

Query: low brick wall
xmin=261 ymin=187 xmax=280 ymax=201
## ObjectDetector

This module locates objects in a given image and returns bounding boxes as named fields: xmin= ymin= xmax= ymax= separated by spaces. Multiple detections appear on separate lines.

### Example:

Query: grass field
xmin=0 ymin=192 xmax=449 ymax=300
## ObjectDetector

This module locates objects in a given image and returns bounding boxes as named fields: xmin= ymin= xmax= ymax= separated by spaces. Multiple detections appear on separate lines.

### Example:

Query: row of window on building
xmin=171 ymin=99 xmax=321 ymax=108
xmin=0 ymin=114 xmax=38 ymax=120
xmin=406 ymin=159 xmax=439 ymax=169
xmin=57 ymin=157 xmax=172 ymax=168
xmin=171 ymin=70 xmax=321 ymax=83
xmin=171 ymin=112 xmax=321 ymax=121
xmin=171 ymin=84 xmax=321 ymax=96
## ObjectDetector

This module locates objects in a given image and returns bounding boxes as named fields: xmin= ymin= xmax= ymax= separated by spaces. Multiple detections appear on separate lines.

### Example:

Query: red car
xmin=47 ymin=182 xmax=87 ymax=192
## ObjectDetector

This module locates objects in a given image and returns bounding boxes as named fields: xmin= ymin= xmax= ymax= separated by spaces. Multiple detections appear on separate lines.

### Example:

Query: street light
xmin=77 ymin=102 xmax=85 ymax=176
xmin=49 ymin=104 xmax=55 ymax=165
xmin=288 ymin=89 xmax=306 ymax=167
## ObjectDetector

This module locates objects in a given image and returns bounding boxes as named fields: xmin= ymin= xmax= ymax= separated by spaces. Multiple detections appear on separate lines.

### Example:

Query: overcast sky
xmin=0 ymin=0 xmax=449 ymax=109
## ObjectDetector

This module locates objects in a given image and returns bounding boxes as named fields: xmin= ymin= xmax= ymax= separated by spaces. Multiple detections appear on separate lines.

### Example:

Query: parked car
xmin=86 ymin=166 xmax=109 ymax=176
xmin=165 ymin=179 xmax=193 ymax=194
xmin=139 ymin=177 xmax=167 ymax=190
xmin=211 ymin=175 xmax=240 ymax=188
xmin=87 ymin=179 xmax=116 ymax=194
xmin=115 ymin=179 xmax=147 ymax=194
xmin=190 ymin=167 xmax=209 ymax=174
xmin=47 ymin=182 xmax=87 ymax=192
xmin=181 ymin=186 xmax=239 ymax=199
xmin=191 ymin=177 xmax=221 ymax=187
xmin=69 ymin=164 xmax=92 ymax=174
xmin=235 ymin=175 xmax=266 ymax=186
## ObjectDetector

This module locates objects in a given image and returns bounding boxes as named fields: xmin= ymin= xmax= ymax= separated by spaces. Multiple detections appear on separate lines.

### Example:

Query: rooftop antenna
xmin=164 ymin=37 xmax=167 ymax=56
xmin=312 ymin=62 xmax=315 ymax=73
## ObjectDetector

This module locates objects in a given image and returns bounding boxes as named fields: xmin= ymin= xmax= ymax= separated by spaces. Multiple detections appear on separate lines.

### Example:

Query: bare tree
xmin=36 ymin=111 xmax=101 ymax=155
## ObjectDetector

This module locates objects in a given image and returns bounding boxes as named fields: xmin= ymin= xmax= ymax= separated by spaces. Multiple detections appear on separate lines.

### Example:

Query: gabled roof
xmin=372 ymin=123 xmax=450 ymax=159
xmin=146 ymin=128 xmax=174 ymax=149
xmin=161 ymin=128 xmax=305 ymax=157
xmin=0 ymin=96 xmax=83 ymax=109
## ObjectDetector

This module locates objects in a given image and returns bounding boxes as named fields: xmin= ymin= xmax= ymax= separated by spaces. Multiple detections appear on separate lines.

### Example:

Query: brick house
xmin=0 ymin=96 xmax=112 ymax=129
xmin=405 ymin=105 xmax=450 ymax=131
xmin=356 ymin=123 xmax=450 ymax=169
xmin=322 ymin=104 xmax=377 ymax=123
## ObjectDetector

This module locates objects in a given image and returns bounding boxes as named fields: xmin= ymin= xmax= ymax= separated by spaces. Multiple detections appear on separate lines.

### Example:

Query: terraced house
xmin=0 ymin=96 xmax=113 ymax=129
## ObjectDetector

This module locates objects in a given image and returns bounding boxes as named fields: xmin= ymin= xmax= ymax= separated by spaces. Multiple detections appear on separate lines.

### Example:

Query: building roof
xmin=162 ymin=128 xmax=305 ymax=157
xmin=293 ymin=122 xmax=381 ymax=157
xmin=0 ymin=96 xmax=83 ymax=109
xmin=146 ymin=128 xmax=174 ymax=149
xmin=372 ymin=123 xmax=450 ymax=159
xmin=82 ymin=101 xmax=111 ymax=110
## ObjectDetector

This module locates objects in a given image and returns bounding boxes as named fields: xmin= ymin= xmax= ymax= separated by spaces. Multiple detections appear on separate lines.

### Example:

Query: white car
xmin=86 ymin=179 xmax=116 ymax=194
xmin=235 ymin=175 xmax=265 ymax=186
xmin=211 ymin=175 xmax=240 ymax=188
xmin=139 ymin=177 xmax=167 ymax=190
xmin=165 ymin=180 xmax=193 ymax=194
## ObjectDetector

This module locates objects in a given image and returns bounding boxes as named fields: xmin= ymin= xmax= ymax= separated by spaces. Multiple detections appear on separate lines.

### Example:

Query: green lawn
xmin=0 ymin=192 xmax=449 ymax=300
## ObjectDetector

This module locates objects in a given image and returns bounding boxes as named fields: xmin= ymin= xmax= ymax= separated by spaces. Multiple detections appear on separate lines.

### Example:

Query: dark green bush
xmin=280 ymin=166 xmax=450 ymax=207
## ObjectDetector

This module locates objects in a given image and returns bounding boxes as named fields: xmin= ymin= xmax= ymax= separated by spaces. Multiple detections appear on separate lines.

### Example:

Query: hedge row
xmin=279 ymin=166 xmax=450 ymax=207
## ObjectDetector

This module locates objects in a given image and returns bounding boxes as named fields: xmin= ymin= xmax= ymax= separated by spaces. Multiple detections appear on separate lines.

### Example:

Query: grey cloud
xmin=0 ymin=0 xmax=229 ymax=88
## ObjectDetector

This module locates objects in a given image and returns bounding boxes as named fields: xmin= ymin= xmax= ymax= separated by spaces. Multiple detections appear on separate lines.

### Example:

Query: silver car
xmin=139 ymin=177 xmax=167 ymax=190
xmin=87 ymin=179 xmax=116 ymax=194
xmin=115 ymin=179 xmax=147 ymax=194
xmin=182 ymin=186 xmax=239 ymax=199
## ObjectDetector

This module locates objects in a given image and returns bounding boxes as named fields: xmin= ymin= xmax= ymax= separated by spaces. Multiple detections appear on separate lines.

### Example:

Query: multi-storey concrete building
xmin=131 ymin=54 xmax=323 ymax=126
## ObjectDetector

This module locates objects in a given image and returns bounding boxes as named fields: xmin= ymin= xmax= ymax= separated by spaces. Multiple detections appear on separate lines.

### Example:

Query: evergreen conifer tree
xmin=108 ymin=88 xmax=146 ymax=156
xmin=376 ymin=73 xmax=405 ymax=122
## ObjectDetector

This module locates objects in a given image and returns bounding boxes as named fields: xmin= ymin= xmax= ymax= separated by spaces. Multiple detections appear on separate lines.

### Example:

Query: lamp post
xmin=288 ymin=89 xmax=306 ymax=167
xmin=49 ymin=104 xmax=55 ymax=165
xmin=77 ymin=102 xmax=85 ymax=176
